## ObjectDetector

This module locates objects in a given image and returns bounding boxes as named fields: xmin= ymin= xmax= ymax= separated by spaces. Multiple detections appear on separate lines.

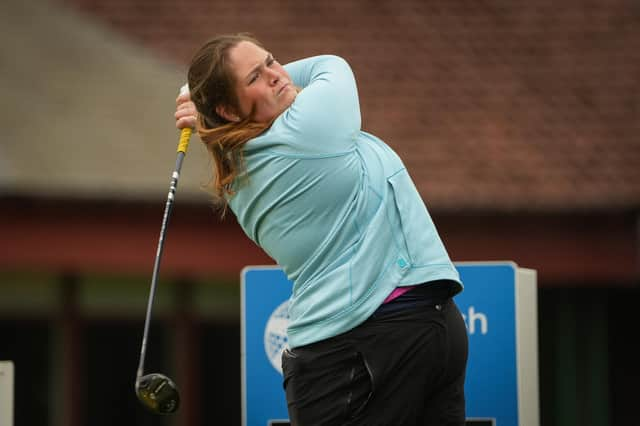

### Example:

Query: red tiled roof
xmin=59 ymin=0 xmax=640 ymax=211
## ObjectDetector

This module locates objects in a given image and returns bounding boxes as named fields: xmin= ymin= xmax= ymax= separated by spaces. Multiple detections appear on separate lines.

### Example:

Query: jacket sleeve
xmin=280 ymin=55 xmax=361 ymax=152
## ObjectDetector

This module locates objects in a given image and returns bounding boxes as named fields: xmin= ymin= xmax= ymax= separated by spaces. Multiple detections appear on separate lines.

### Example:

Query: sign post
xmin=241 ymin=262 xmax=539 ymax=426
xmin=0 ymin=361 xmax=14 ymax=426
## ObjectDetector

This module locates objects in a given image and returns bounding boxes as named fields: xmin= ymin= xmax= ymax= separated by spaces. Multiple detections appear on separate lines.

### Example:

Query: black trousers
xmin=282 ymin=286 xmax=469 ymax=426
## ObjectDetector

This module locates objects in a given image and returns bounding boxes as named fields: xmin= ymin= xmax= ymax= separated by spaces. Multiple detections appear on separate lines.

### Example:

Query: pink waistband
xmin=383 ymin=285 xmax=417 ymax=304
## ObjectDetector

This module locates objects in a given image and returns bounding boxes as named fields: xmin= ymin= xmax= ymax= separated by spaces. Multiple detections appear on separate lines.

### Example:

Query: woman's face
xmin=226 ymin=41 xmax=297 ymax=124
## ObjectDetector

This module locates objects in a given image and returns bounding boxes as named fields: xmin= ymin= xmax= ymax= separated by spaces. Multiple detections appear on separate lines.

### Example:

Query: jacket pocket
xmin=387 ymin=169 xmax=446 ymax=267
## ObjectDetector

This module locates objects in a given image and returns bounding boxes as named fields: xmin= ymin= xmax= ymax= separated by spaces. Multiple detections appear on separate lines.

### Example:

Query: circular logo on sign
xmin=264 ymin=300 xmax=290 ymax=375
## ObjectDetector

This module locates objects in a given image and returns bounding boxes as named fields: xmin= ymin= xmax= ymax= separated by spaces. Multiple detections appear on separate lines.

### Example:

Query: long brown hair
xmin=187 ymin=33 xmax=272 ymax=205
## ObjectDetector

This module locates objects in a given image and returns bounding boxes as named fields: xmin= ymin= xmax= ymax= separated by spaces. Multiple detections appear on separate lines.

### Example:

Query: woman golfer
xmin=175 ymin=33 xmax=468 ymax=426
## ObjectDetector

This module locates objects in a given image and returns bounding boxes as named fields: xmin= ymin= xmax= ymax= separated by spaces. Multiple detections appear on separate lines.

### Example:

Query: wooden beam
xmin=0 ymin=199 xmax=274 ymax=279
xmin=59 ymin=274 xmax=82 ymax=426
xmin=436 ymin=212 xmax=638 ymax=286
xmin=1 ymin=199 xmax=637 ymax=286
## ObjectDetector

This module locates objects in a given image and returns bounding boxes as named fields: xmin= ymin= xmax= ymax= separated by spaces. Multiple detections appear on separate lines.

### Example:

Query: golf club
xmin=135 ymin=84 xmax=192 ymax=415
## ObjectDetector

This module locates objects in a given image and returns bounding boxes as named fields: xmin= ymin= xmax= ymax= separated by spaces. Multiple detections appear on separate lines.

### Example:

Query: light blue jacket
xmin=228 ymin=55 xmax=462 ymax=348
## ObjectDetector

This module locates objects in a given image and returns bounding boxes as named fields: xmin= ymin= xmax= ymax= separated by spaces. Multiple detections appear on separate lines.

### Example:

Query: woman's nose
xmin=268 ymin=69 xmax=280 ymax=85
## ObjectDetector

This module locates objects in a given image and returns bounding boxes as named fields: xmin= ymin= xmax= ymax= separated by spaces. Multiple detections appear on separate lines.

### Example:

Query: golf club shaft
xmin=137 ymin=124 xmax=192 ymax=379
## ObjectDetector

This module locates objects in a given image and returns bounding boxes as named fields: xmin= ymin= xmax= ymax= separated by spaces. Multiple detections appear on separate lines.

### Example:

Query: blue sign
xmin=456 ymin=264 xmax=518 ymax=425
xmin=241 ymin=262 xmax=538 ymax=426
xmin=242 ymin=267 xmax=291 ymax=426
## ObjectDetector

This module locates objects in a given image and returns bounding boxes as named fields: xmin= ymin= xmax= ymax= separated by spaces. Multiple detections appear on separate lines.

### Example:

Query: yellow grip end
xmin=177 ymin=128 xmax=192 ymax=153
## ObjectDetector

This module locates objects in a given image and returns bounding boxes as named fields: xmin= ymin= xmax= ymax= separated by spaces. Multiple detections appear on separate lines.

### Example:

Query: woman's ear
xmin=215 ymin=105 xmax=241 ymax=123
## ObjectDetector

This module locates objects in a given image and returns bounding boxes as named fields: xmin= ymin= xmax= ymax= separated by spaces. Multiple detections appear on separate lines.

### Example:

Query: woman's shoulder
xmin=244 ymin=114 xmax=356 ymax=158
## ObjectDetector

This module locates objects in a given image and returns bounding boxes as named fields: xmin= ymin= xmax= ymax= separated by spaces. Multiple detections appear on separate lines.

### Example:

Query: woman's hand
xmin=175 ymin=91 xmax=198 ymax=130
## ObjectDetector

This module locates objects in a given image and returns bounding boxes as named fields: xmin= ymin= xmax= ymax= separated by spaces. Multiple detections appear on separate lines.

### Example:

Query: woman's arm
xmin=281 ymin=55 xmax=361 ymax=150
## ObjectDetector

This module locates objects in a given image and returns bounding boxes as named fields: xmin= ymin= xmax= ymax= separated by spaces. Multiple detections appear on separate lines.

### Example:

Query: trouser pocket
xmin=282 ymin=347 xmax=373 ymax=426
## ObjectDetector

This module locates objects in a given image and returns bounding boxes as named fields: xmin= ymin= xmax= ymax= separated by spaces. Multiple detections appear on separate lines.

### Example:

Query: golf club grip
xmin=177 ymin=127 xmax=192 ymax=153
xmin=177 ymin=83 xmax=192 ymax=154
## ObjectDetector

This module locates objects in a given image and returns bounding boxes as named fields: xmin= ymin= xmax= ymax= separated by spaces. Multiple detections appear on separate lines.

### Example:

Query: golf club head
xmin=135 ymin=373 xmax=180 ymax=414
